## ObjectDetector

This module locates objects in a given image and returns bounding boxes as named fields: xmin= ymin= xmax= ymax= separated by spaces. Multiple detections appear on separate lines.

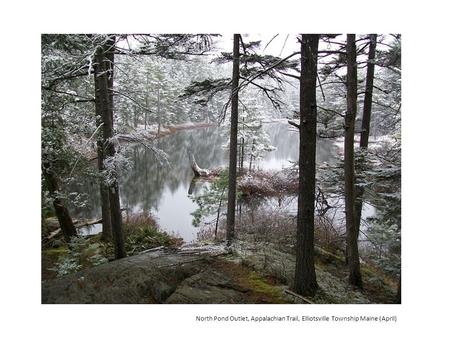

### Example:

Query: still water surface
xmin=74 ymin=122 xmax=340 ymax=241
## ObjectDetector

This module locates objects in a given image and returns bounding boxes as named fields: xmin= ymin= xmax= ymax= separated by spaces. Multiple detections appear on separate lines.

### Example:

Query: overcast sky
xmin=214 ymin=33 xmax=395 ymax=57
xmin=213 ymin=33 xmax=299 ymax=58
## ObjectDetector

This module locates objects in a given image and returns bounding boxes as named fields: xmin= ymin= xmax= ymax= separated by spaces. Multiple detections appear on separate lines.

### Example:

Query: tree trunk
xmin=94 ymin=48 xmax=112 ymax=242
xmin=239 ymin=117 xmax=245 ymax=175
xmin=293 ymin=34 xmax=319 ymax=297
xmin=215 ymin=187 xmax=226 ymax=239
xmin=43 ymin=166 xmax=77 ymax=242
xmin=94 ymin=35 xmax=126 ymax=259
xmin=99 ymin=182 xmax=112 ymax=241
xmin=157 ymin=86 xmax=161 ymax=136
xmin=144 ymin=73 xmax=149 ymax=130
xmin=359 ymin=34 xmax=377 ymax=150
xmin=240 ymin=136 xmax=245 ymax=174
xmin=249 ymin=139 xmax=255 ymax=172
xmin=345 ymin=34 xmax=363 ymax=288
xmin=226 ymin=34 xmax=240 ymax=244
xmin=355 ymin=34 xmax=377 ymax=234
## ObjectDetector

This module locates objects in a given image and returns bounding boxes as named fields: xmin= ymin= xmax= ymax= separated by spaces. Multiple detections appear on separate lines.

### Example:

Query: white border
xmin=1 ymin=0 xmax=449 ymax=337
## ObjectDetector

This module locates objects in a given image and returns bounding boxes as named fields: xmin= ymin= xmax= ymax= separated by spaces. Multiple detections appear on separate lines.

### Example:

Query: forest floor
xmin=42 ymin=238 xmax=397 ymax=304
xmin=42 ymin=243 xmax=290 ymax=304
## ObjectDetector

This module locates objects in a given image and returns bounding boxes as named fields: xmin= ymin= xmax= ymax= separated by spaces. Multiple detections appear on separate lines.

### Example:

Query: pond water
xmin=73 ymin=122 xmax=351 ymax=242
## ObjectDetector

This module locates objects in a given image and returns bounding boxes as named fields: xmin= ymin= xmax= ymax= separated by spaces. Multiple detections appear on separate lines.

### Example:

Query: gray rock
xmin=42 ymin=248 xmax=216 ymax=304
xmin=166 ymin=269 xmax=251 ymax=304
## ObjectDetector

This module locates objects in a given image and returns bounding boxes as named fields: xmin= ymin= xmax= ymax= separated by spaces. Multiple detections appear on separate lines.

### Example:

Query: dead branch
xmin=190 ymin=155 xmax=210 ymax=177
xmin=288 ymin=120 xmax=300 ymax=129
xmin=139 ymin=246 xmax=166 ymax=254
xmin=45 ymin=218 xmax=103 ymax=241
xmin=284 ymin=289 xmax=315 ymax=304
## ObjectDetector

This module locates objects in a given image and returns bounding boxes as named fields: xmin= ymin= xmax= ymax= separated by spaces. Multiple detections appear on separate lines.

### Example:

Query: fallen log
xmin=44 ymin=207 xmax=130 ymax=242
xmin=139 ymin=246 xmax=166 ymax=254
xmin=190 ymin=155 xmax=210 ymax=177
xmin=74 ymin=218 xmax=103 ymax=228
xmin=45 ymin=218 xmax=103 ymax=241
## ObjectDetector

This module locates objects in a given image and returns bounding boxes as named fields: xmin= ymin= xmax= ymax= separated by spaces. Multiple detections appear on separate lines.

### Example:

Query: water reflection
xmin=71 ymin=122 xmax=339 ymax=242
xmin=261 ymin=122 xmax=337 ymax=170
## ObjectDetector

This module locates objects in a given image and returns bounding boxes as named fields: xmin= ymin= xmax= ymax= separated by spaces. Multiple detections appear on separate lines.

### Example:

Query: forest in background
xmin=41 ymin=33 xmax=401 ymax=304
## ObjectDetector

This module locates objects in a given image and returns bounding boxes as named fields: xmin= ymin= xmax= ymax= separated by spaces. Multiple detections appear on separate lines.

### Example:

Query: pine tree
xmin=226 ymin=34 xmax=241 ymax=243
xmin=293 ymin=34 xmax=320 ymax=296
xmin=345 ymin=34 xmax=363 ymax=288
xmin=94 ymin=35 xmax=126 ymax=259
xmin=355 ymin=34 xmax=377 ymax=234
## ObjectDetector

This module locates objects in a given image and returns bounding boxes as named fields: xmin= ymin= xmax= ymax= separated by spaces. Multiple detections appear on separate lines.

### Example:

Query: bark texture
xmin=355 ymin=34 xmax=377 ymax=234
xmin=43 ymin=165 xmax=78 ymax=242
xmin=94 ymin=35 xmax=126 ymax=259
xmin=345 ymin=34 xmax=363 ymax=288
xmin=226 ymin=34 xmax=240 ymax=243
xmin=293 ymin=34 xmax=319 ymax=297
xmin=94 ymin=51 xmax=112 ymax=242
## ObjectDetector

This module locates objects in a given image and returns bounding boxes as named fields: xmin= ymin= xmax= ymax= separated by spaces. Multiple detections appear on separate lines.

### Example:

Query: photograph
xmin=40 ymin=33 xmax=401 ymax=305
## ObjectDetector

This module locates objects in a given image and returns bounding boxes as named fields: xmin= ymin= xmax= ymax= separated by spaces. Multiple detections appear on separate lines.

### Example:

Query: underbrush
xmin=121 ymin=213 xmax=183 ymax=255
xmin=238 ymin=169 xmax=298 ymax=198
xmin=42 ymin=213 xmax=182 ymax=278
xmin=198 ymin=202 xmax=398 ymax=303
